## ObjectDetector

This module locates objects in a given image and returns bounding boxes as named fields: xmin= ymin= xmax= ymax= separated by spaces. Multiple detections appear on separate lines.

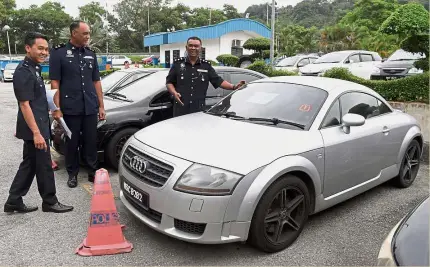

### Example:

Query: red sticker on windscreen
xmin=299 ymin=104 xmax=311 ymax=112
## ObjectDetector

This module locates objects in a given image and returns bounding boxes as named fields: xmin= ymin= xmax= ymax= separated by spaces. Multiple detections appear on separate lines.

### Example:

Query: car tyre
xmin=248 ymin=174 xmax=311 ymax=253
xmin=393 ymin=139 xmax=421 ymax=188
xmin=106 ymin=127 xmax=139 ymax=170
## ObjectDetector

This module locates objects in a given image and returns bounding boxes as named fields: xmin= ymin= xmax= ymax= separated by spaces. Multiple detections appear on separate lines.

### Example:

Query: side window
xmin=340 ymin=92 xmax=383 ymax=119
xmin=321 ymin=99 xmax=341 ymax=128
xmin=229 ymin=72 xmax=261 ymax=85
xmin=377 ymin=99 xmax=392 ymax=115
xmin=297 ymin=58 xmax=310 ymax=67
xmin=347 ymin=54 xmax=360 ymax=63
xmin=360 ymin=54 xmax=374 ymax=62
xmin=206 ymin=73 xmax=225 ymax=97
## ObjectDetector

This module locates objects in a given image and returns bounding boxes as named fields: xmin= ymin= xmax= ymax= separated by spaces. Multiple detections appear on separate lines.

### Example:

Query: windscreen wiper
xmin=247 ymin=117 xmax=305 ymax=129
xmin=206 ymin=111 xmax=245 ymax=119
xmin=105 ymin=92 xmax=133 ymax=102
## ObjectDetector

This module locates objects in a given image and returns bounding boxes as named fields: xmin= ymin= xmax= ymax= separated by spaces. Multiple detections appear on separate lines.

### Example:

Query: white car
xmin=274 ymin=54 xmax=319 ymax=72
xmin=299 ymin=50 xmax=382 ymax=79
xmin=2 ymin=63 xmax=19 ymax=82
xmin=109 ymin=55 xmax=132 ymax=66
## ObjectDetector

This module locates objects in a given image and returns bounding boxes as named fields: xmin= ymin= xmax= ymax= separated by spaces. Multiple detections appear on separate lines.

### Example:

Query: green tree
xmin=78 ymin=1 xmax=107 ymax=25
xmin=339 ymin=0 xmax=400 ymax=31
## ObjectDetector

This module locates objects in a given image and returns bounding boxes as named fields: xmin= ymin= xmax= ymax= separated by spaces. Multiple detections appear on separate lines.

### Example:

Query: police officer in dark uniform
xmin=166 ymin=36 xmax=245 ymax=117
xmin=4 ymin=32 xmax=73 ymax=213
xmin=49 ymin=20 xmax=105 ymax=188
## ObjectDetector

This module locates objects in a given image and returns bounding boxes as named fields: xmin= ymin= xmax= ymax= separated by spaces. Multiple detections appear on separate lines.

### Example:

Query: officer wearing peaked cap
xmin=4 ymin=32 xmax=73 ymax=214
xmin=49 ymin=20 xmax=105 ymax=188
xmin=166 ymin=36 xmax=246 ymax=117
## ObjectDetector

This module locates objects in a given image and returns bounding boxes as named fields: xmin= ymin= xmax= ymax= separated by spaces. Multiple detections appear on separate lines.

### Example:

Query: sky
xmin=16 ymin=0 xmax=303 ymax=18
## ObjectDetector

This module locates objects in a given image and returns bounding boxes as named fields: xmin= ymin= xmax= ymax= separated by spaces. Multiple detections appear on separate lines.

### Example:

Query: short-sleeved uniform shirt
xmin=166 ymin=57 xmax=224 ymax=113
xmin=14 ymin=57 xmax=50 ymax=141
xmin=49 ymin=42 xmax=101 ymax=116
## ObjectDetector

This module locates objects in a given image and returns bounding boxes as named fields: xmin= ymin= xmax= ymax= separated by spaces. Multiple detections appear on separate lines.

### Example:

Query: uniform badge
xmin=66 ymin=50 xmax=74 ymax=57
xmin=180 ymin=62 xmax=185 ymax=70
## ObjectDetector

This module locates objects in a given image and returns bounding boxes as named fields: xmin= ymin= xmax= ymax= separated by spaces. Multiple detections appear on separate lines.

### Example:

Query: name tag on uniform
xmin=197 ymin=69 xmax=208 ymax=73
xmin=84 ymin=56 xmax=94 ymax=59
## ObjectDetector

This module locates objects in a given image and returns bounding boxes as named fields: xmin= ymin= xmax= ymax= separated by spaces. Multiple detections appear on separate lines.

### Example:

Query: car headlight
xmin=97 ymin=119 xmax=106 ymax=129
xmin=408 ymin=67 xmax=423 ymax=74
xmin=173 ymin=163 xmax=243 ymax=196
xmin=377 ymin=217 xmax=404 ymax=266
xmin=372 ymin=66 xmax=381 ymax=74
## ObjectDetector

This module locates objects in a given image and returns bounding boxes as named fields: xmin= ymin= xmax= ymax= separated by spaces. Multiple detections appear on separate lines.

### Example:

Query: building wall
xmin=158 ymin=30 xmax=261 ymax=65
xmin=219 ymin=31 xmax=257 ymax=56
xmin=159 ymin=38 xmax=220 ymax=65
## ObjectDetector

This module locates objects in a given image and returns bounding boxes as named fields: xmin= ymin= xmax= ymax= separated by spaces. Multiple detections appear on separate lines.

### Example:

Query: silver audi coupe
xmin=117 ymin=75 xmax=423 ymax=253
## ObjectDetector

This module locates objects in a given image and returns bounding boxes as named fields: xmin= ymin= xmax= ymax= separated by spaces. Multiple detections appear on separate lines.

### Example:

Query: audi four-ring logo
xmin=130 ymin=156 xmax=147 ymax=173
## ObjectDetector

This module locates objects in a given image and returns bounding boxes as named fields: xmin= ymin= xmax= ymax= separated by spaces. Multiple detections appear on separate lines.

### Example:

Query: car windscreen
xmin=207 ymin=81 xmax=328 ymax=130
xmin=276 ymin=56 xmax=299 ymax=67
xmin=313 ymin=52 xmax=346 ymax=64
xmin=101 ymin=71 xmax=130 ymax=92
xmin=387 ymin=50 xmax=426 ymax=61
xmin=5 ymin=63 xmax=18 ymax=70
xmin=114 ymin=70 xmax=169 ymax=102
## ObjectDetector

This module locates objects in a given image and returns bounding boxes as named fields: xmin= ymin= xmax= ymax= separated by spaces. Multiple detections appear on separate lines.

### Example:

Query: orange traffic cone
xmin=76 ymin=168 xmax=133 ymax=256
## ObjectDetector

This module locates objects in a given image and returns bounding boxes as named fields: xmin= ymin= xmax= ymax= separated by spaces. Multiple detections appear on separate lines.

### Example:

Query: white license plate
xmin=123 ymin=181 xmax=149 ymax=210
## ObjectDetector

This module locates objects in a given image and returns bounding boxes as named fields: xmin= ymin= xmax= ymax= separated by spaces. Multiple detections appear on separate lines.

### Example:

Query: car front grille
xmin=122 ymin=145 xmax=174 ymax=187
xmin=174 ymin=219 xmax=206 ymax=235
xmin=382 ymin=68 xmax=406 ymax=74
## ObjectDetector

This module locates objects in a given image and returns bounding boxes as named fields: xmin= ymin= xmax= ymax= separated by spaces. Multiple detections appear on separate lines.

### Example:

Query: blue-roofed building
xmin=144 ymin=18 xmax=271 ymax=67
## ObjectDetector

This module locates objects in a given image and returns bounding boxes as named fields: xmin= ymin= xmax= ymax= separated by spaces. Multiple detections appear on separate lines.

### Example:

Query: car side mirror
xmin=382 ymin=58 xmax=387 ymax=62
xmin=341 ymin=113 xmax=365 ymax=134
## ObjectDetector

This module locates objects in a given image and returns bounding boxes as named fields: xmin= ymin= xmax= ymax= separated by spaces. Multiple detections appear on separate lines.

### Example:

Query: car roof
xmin=252 ymin=75 xmax=375 ymax=94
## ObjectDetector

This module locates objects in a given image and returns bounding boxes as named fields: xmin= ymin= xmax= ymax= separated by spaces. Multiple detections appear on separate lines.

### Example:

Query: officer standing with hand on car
xmin=4 ymin=32 xmax=73 ymax=214
xmin=166 ymin=36 xmax=246 ymax=117
xmin=49 ymin=20 xmax=105 ymax=188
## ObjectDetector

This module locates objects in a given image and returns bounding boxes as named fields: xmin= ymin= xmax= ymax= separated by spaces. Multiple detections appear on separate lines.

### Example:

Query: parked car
xmin=299 ymin=50 xmax=382 ymax=79
xmin=117 ymin=75 xmax=423 ymax=253
xmin=50 ymin=66 xmax=268 ymax=169
xmin=377 ymin=196 xmax=428 ymax=266
xmin=2 ymin=62 xmax=19 ymax=82
xmin=274 ymin=54 xmax=319 ymax=72
xmin=108 ymin=55 xmax=132 ymax=66
xmin=370 ymin=49 xmax=426 ymax=80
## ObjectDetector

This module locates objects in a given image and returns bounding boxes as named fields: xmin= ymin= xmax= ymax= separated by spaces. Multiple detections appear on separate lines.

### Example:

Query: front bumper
xmin=118 ymin=139 xmax=252 ymax=244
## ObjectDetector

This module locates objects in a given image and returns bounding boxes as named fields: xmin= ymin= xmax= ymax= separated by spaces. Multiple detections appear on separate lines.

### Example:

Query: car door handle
xmin=382 ymin=127 xmax=390 ymax=133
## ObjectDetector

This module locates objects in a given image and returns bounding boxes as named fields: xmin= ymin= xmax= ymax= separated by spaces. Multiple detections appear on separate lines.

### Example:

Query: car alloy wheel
xmin=394 ymin=139 xmax=421 ymax=188
xmin=249 ymin=175 xmax=310 ymax=253
xmin=106 ymin=127 xmax=139 ymax=170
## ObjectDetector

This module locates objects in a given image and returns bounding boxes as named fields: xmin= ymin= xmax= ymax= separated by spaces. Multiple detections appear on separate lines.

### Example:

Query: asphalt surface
xmin=0 ymin=82 xmax=428 ymax=266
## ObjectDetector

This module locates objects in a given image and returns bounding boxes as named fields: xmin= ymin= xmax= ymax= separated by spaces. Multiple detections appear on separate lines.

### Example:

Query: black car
xmin=50 ymin=66 xmax=268 ymax=170
xmin=377 ymin=196 xmax=429 ymax=266
xmin=370 ymin=49 xmax=426 ymax=80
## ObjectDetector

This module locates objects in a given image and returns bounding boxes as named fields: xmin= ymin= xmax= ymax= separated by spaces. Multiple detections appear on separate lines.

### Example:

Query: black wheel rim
xmin=401 ymin=144 xmax=420 ymax=183
xmin=115 ymin=134 xmax=132 ymax=160
xmin=264 ymin=186 xmax=306 ymax=245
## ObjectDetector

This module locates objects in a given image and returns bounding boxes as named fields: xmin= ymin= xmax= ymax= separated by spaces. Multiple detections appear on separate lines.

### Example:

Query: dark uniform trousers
xmin=7 ymin=140 xmax=58 ymax=206
xmin=6 ymin=57 xmax=58 ymax=206
xmin=63 ymin=114 xmax=98 ymax=177
xmin=173 ymin=99 xmax=206 ymax=117
xmin=49 ymin=42 xmax=102 ymax=179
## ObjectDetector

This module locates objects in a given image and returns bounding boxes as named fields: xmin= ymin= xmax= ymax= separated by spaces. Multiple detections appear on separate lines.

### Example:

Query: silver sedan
xmin=118 ymin=76 xmax=424 ymax=253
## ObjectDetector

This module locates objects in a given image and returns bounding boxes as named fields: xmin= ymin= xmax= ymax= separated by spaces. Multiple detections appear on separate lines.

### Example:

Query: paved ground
xmin=0 ymin=82 xmax=428 ymax=266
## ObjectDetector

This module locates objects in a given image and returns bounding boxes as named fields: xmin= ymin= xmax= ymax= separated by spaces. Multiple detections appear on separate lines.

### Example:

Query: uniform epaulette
xmin=174 ymin=57 xmax=185 ymax=62
xmin=53 ymin=43 xmax=65 ymax=49
xmin=202 ymin=59 xmax=211 ymax=65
